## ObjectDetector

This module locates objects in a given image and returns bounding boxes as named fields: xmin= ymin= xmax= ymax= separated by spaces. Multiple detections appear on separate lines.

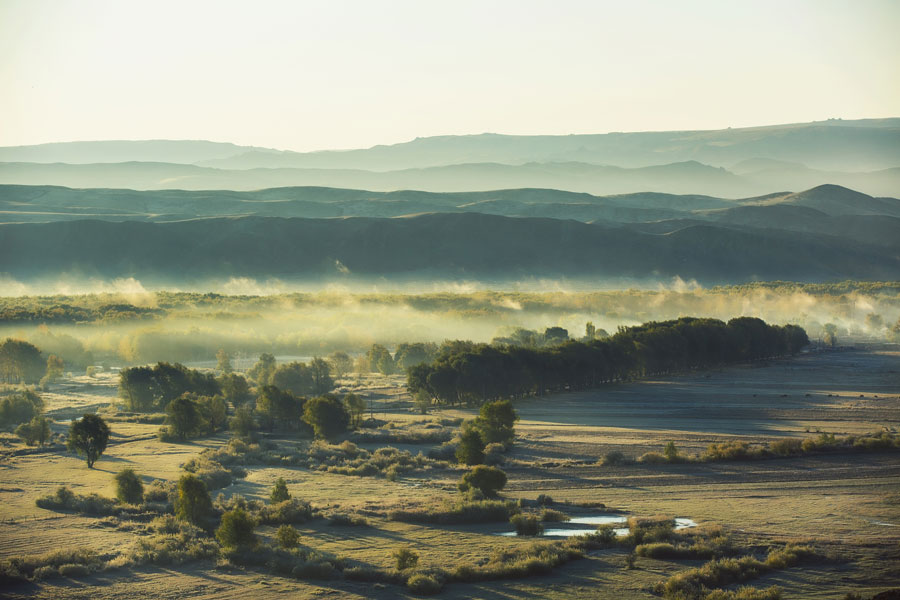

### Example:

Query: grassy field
xmin=1 ymin=348 xmax=898 ymax=598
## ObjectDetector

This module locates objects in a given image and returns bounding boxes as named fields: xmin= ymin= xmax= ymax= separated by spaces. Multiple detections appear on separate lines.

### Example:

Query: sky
xmin=1 ymin=0 xmax=898 ymax=151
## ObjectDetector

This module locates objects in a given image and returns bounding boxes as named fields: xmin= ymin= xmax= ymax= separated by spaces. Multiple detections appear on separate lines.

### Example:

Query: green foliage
xmin=477 ymin=398 xmax=518 ymax=445
xmin=257 ymin=499 xmax=313 ymax=525
xmin=218 ymin=372 xmax=250 ymax=405
xmin=510 ymin=514 xmax=544 ymax=536
xmin=114 ymin=468 xmax=144 ymax=504
xmin=215 ymin=348 xmax=233 ymax=374
xmin=303 ymin=394 xmax=350 ymax=440
xmin=601 ymin=450 xmax=629 ymax=466
xmin=406 ymin=572 xmax=443 ymax=595
xmin=0 ymin=548 xmax=101 ymax=583
xmin=270 ymin=477 xmax=290 ymax=504
xmin=275 ymin=524 xmax=300 ymax=549
xmin=0 ymin=338 xmax=45 ymax=384
xmin=458 ymin=465 xmax=507 ymax=497
xmin=174 ymin=474 xmax=212 ymax=526
xmin=15 ymin=415 xmax=51 ymax=445
xmin=163 ymin=395 xmax=203 ymax=440
xmin=247 ymin=353 xmax=276 ymax=386
xmin=393 ymin=547 xmax=419 ymax=570
xmin=456 ymin=419 xmax=485 ymax=465
xmin=216 ymin=508 xmax=257 ymax=549
xmin=0 ymin=389 xmax=43 ymax=428
xmin=540 ymin=509 xmax=569 ymax=522
xmin=66 ymin=413 xmax=110 ymax=468
xmin=119 ymin=362 xmax=220 ymax=412
xmin=410 ymin=317 xmax=809 ymax=405
xmin=388 ymin=499 xmax=519 ymax=524
xmin=256 ymin=385 xmax=305 ymax=431
xmin=343 ymin=392 xmax=366 ymax=427
xmin=365 ymin=344 xmax=395 ymax=374
xmin=271 ymin=360 xmax=333 ymax=397
xmin=327 ymin=350 xmax=353 ymax=379
xmin=664 ymin=441 xmax=680 ymax=462
xmin=229 ymin=405 xmax=257 ymax=440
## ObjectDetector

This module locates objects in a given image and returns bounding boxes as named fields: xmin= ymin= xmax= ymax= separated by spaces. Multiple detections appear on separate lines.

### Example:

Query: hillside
xmin=1 ymin=212 xmax=897 ymax=284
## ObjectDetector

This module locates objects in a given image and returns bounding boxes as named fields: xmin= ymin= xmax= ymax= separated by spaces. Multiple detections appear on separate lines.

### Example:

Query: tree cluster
xmin=161 ymin=393 xmax=227 ymax=441
xmin=118 ymin=362 xmax=220 ymax=412
xmin=409 ymin=317 xmax=809 ymax=406
xmin=0 ymin=338 xmax=46 ymax=384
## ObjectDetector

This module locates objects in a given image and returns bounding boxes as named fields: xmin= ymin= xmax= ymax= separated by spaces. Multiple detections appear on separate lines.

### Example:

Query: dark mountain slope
xmin=1 ymin=213 xmax=897 ymax=284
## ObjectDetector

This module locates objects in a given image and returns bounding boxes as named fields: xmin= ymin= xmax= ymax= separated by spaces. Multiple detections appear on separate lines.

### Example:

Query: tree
xmin=247 ymin=353 xmax=276 ymax=386
xmin=393 ymin=343 xmax=438 ymax=371
xmin=663 ymin=441 xmax=679 ymax=462
xmin=67 ymin=413 xmax=110 ymax=468
xmin=215 ymin=349 xmax=233 ymax=374
xmin=270 ymin=477 xmax=291 ymax=504
xmin=256 ymin=385 xmax=304 ymax=430
xmin=165 ymin=395 xmax=203 ymax=441
xmin=343 ymin=393 xmax=366 ymax=428
xmin=276 ymin=524 xmax=300 ymax=549
xmin=0 ymin=390 xmax=43 ymax=427
xmin=303 ymin=395 xmax=350 ymax=440
xmin=118 ymin=366 xmax=156 ymax=412
xmin=365 ymin=344 xmax=394 ymax=374
xmin=216 ymin=508 xmax=257 ymax=549
xmin=476 ymin=399 xmax=518 ymax=445
xmin=413 ymin=389 xmax=431 ymax=415
xmin=458 ymin=465 xmax=507 ymax=497
xmin=114 ymin=468 xmax=144 ymax=504
xmin=229 ymin=406 xmax=257 ymax=440
xmin=327 ymin=351 xmax=353 ymax=380
xmin=309 ymin=357 xmax=334 ymax=395
xmin=393 ymin=547 xmax=419 ymax=570
xmin=271 ymin=362 xmax=315 ymax=396
xmin=175 ymin=473 xmax=212 ymax=525
xmin=823 ymin=323 xmax=838 ymax=348
xmin=456 ymin=420 xmax=485 ymax=465
xmin=0 ymin=338 xmax=45 ymax=384
xmin=585 ymin=322 xmax=596 ymax=341
xmin=219 ymin=372 xmax=251 ymax=405
xmin=15 ymin=415 xmax=51 ymax=445
xmin=41 ymin=354 xmax=65 ymax=387
xmin=198 ymin=395 xmax=228 ymax=433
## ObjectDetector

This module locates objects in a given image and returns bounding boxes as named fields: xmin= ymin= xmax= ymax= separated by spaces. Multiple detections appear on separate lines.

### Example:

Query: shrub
xmin=458 ymin=465 xmax=507 ymax=497
xmin=394 ymin=547 xmax=419 ymax=570
xmin=57 ymin=563 xmax=89 ymax=578
xmin=536 ymin=494 xmax=554 ymax=506
xmin=704 ymin=586 xmax=783 ymax=600
xmin=456 ymin=420 xmax=486 ymax=465
xmin=0 ymin=548 xmax=101 ymax=582
xmin=15 ymin=415 xmax=51 ymax=446
xmin=303 ymin=395 xmax=350 ymax=440
xmin=601 ymin=450 xmax=629 ymax=466
xmin=510 ymin=514 xmax=544 ymax=536
xmin=540 ymin=509 xmax=569 ymax=522
xmin=407 ymin=572 xmax=444 ymax=595
xmin=638 ymin=451 xmax=668 ymax=464
xmin=174 ymin=474 xmax=212 ymax=526
xmin=258 ymin=499 xmax=313 ymax=525
xmin=216 ymin=508 xmax=257 ymax=549
xmin=703 ymin=441 xmax=757 ymax=461
xmin=114 ymin=468 xmax=144 ymax=504
xmin=328 ymin=513 xmax=368 ymax=527
xmin=270 ymin=477 xmax=290 ymax=504
xmin=483 ymin=442 xmax=506 ymax=465
xmin=275 ymin=525 xmax=300 ymax=549
xmin=130 ymin=519 xmax=219 ymax=565
xmin=388 ymin=499 xmax=519 ymax=524
xmin=624 ymin=552 xmax=636 ymax=569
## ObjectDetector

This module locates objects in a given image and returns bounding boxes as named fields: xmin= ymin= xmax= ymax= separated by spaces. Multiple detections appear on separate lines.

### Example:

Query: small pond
xmin=495 ymin=515 xmax=696 ymax=538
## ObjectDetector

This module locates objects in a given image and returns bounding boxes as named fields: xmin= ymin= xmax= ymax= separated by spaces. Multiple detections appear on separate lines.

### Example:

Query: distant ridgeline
xmin=407 ymin=317 xmax=809 ymax=406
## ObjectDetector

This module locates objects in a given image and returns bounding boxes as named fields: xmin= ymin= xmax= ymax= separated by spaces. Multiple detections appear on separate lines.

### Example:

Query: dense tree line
xmin=118 ymin=362 xmax=220 ymax=412
xmin=408 ymin=317 xmax=809 ymax=406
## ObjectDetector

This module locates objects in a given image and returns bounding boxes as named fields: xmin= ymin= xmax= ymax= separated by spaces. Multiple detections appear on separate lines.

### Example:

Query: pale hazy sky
xmin=1 ymin=0 xmax=898 ymax=151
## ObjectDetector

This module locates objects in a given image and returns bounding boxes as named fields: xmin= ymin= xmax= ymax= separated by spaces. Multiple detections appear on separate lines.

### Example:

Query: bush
xmin=15 ymin=415 xmax=51 ymax=446
xmin=407 ymin=572 xmax=444 ymax=595
xmin=458 ymin=465 xmax=507 ymax=497
xmin=456 ymin=420 xmax=486 ymax=465
xmin=174 ymin=474 xmax=212 ymax=526
xmin=601 ymin=450 xmax=629 ymax=466
xmin=389 ymin=499 xmax=519 ymax=524
xmin=57 ymin=563 xmax=89 ymax=578
xmin=303 ymin=395 xmax=350 ymax=440
xmin=536 ymin=494 xmax=554 ymax=506
xmin=328 ymin=513 xmax=368 ymax=526
xmin=394 ymin=547 xmax=419 ymax=570
xmin=258 ymin=499 xmax=313 ymax=525
xmin=0 ymin=548 xmax=101 ymax=582
xmin=216 ymin=508 xmax=257 ymax=549
xmin=270 ymin=477 xmax=290 ymax=504
xmin=638 ymin=451 xmax=668 ymax=464
xmin=540 ymin=509 xmax=569 ymax=522
xmin=510 ymin=514 xmax=544 ymax=536
xmin=114 ymin=468 xmax=144 ymax=504
xmin=275 ymin=525 xmax=300 ymax=549
xmin=130 ymin=518 xmax=219 ymax=565
xmin=483 ymin=442 xmax=506 ymax=465
xmin=703 ymin=441 xmax=760 ymax=461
